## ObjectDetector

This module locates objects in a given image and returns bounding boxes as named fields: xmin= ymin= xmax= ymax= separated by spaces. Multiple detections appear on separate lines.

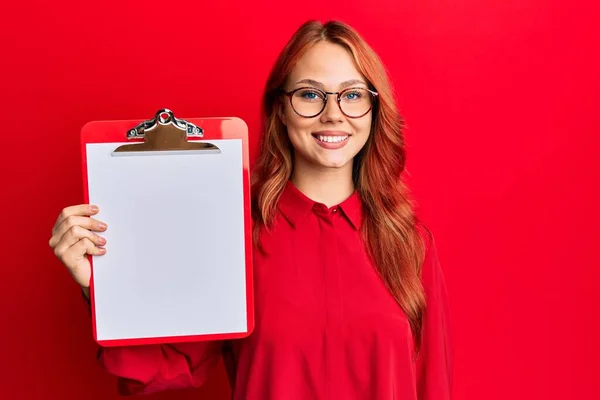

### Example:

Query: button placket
xmin=314 ymin=203 xmax=344 ymax=398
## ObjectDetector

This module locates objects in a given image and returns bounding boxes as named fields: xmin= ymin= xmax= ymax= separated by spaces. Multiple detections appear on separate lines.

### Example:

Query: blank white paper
xmin=86 ymin=139 xmax=247 ymax=341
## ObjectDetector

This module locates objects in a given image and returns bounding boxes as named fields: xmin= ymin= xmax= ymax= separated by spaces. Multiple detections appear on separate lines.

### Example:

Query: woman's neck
xmin=291 ymin=157 xmax=355 ymax=208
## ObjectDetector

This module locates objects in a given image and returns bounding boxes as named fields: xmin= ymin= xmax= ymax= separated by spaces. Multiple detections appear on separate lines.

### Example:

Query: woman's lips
xmin=312 ymin=132 xmax=350 ymax=149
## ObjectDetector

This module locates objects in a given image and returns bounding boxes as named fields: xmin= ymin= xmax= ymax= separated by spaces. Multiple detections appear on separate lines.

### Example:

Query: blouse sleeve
xmin=96 ymin=341 xmax=224 ymax=395
xmin=81 ymin=291 xmax=223 ymax=395
xmin=416 ymin=234 xmax=454 ymax=400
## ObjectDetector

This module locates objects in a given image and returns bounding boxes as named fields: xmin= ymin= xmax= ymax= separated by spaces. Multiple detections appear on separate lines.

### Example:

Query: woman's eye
xmin=299 ymin=90 xmax=323 ymax=100
xmin=343 ymin=91 xmax=362 ymax=101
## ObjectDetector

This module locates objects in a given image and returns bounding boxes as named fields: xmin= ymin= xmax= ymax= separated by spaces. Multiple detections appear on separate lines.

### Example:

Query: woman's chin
xmin=294 ymin=150 xmax=355 ymax=171
xmin=314 ymin=156 xmax=353 ymax=170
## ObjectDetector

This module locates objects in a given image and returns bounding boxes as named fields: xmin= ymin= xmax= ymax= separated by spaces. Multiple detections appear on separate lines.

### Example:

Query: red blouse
xmin=94 ymin=181 xmax=453 ymax=399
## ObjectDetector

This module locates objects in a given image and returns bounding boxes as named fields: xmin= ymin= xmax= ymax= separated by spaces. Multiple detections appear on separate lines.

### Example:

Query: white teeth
xmin=318 ymin=135 xmax=348 ymax=143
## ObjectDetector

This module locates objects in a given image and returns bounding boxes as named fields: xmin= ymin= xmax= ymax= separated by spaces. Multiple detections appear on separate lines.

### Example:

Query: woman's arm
xmin=416 ymin=234 xmax=454 ymax=399
xmin=97 ymin=340 xmax=223 ymax=395
xmin=82 ymin=291 xmax=223 ymax=395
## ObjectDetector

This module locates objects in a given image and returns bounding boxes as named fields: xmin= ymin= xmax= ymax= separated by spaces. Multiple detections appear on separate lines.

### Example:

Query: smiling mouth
xmin=312 ymin=134 xmax=349 ymax=143
xmin=311 ymin=133 xmax=351 ymax=149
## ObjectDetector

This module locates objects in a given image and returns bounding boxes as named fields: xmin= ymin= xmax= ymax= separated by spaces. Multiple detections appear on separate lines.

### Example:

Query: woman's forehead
xmin=288 ymin=42 xmax=365 ymax=88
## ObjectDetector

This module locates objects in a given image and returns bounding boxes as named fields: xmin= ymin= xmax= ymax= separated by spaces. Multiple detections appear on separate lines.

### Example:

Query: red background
xmin=1 ymin=1 xmax=598 ymax=399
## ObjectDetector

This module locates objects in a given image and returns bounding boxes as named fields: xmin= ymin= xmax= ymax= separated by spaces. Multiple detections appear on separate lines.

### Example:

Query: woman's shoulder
xmin=416 ymin=219 xmax=435 ymax=252
xmin=414 ymin=219 xmax=447 ymax=291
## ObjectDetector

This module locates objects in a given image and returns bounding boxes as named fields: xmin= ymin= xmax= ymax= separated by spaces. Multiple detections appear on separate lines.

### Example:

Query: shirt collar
xmin=277 ymin=180 xmax=363 ymax=230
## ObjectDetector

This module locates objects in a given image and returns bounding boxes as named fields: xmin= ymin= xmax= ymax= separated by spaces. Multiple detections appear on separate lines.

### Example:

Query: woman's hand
xmin=49 ymin=204 xmax=107 ymax=297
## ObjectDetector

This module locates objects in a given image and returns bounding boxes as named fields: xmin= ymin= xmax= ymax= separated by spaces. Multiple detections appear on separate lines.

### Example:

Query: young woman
xmin=49 ymin=20 xmax=453 ymax=400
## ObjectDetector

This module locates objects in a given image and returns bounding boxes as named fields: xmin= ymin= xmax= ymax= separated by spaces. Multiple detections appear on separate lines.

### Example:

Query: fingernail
xmin=98 ymin=222 xmax=107 ymax=230
xmin=98 ymin=236 xmax=106 ymax=245
xmin=99 ymin=247 xmax=106 ymax=253
xmin=90 ymin=205 xmax=99 ymax=213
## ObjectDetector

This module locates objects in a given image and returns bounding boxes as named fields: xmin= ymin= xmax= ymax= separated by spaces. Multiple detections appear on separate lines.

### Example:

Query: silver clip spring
xmin=126 ymin=109 xmax=204 ymax=139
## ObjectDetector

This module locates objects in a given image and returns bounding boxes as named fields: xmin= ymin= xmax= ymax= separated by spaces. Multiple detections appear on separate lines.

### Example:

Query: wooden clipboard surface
xmin=80 ymin=114 xmax=254 ymax=347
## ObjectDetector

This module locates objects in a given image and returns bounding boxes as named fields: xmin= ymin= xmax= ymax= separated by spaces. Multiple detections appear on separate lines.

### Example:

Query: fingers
xmin=53 ymin=204 xmax=100 ymax=233
xmin=49 ymin=215 xmax=107 ymax=248
xmin=50 ymin=204 xmax=108 ymax=289
xmin=64 ymin=238 xmax=105 ymax=287
xmin=70 ymin=237 xmax=106 ymax=258
xmin=53 ymin=225 xmax=107 ymax=258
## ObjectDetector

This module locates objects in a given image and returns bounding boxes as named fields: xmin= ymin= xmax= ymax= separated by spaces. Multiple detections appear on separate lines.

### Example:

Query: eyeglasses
xmin=281 ymin=87 xmax=379 ymax=119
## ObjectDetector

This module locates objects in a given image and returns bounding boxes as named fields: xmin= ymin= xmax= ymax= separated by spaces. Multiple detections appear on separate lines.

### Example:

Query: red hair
xmin=251 ymin=20 xmax=428 ymax=349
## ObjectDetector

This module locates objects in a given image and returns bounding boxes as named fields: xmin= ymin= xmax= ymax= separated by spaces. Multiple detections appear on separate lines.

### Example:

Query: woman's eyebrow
xmin=339 ymin=79 xmax=367 ymax=88
xmin=295 ymin=79 xmax=325 ymax=88
xmin=295 ymin=78 xmax=367 ymax=89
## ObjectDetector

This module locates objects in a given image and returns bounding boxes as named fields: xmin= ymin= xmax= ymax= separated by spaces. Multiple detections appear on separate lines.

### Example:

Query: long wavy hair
xmin=251 ymin=20 xmax=428 ymax=349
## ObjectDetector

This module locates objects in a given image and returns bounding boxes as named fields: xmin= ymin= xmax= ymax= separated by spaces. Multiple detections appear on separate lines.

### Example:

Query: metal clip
xmin=126 ymin=109 xmax=204 ymax=139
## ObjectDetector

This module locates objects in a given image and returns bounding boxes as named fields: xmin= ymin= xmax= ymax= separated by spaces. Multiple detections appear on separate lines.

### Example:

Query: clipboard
xmin=81 ymin=109 xmax=254 ymax=347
